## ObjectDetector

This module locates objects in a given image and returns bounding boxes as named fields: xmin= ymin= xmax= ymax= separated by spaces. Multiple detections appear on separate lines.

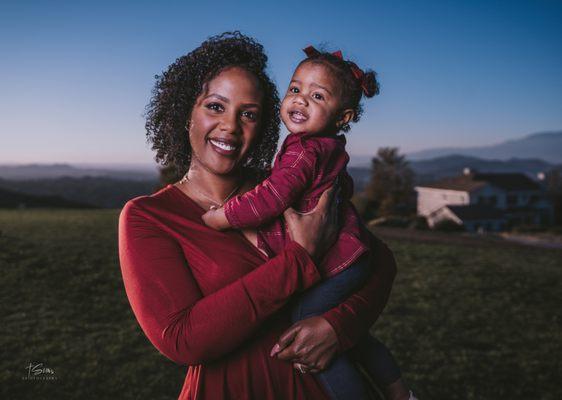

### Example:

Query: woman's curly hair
xmin=298 ymin=49 xmax=380 ymax=133
xmin=145 ymin=31 xmax=280 ymax=181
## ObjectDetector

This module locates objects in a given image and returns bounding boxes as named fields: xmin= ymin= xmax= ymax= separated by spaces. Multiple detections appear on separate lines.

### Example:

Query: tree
xmin=364 ymin=147 xmax=415 ymax=219
xmin=545 ymin=167 xmax=562 ymax=226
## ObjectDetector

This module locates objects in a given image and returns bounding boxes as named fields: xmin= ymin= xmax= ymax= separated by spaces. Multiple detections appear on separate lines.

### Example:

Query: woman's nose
xmin=220 ymin=112 xmax=241 ymax=134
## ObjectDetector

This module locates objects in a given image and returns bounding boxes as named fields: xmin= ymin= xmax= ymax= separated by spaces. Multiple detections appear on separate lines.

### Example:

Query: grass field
xmin=1 ymin=209 xmax=560 ymax=399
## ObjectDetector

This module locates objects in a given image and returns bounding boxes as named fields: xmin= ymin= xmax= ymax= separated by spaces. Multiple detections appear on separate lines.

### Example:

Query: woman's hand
xmin=283 ymin=185 xmax=340 ymax=262
xmin=270 ymin=316 xmax=339 ymax=373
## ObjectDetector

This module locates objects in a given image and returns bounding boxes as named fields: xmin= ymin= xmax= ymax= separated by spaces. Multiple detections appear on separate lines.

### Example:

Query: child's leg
xmin=291 ymin=254 xmax=371 ymax=321
xmin=352 ymin=335 xmax=403 ymax=391
xmin=291 ymin=255 xmax=373 ymax=400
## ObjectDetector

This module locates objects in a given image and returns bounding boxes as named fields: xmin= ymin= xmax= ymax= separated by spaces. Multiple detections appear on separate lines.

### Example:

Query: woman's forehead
xmin=205 ymin=67 xmax=263 ymax=104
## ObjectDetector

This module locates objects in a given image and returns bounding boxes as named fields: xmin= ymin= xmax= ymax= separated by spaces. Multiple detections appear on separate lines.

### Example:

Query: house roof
xmin=473 ymin=173 xmax=542 ymax=191
xmin=419 ymin=172 xmax=542 ymax=192
xmin=418 ymin=174 xmax=487 ymax=192
xmin=445 ymin=205 xmax=505 ymax=221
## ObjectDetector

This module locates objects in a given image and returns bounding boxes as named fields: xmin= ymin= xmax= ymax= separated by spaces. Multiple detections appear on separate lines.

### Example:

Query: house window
xmin=507 ymin=195 xmax=516 ymax=206
xmin=478 ymin=196 xmax=485 ymax=204
xmin=489 ymin=196 xmax=497 ymax=206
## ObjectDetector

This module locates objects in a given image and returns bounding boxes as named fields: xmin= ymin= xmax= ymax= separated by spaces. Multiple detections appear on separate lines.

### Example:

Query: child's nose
xmin=293 ymin=94 xmax=308 ymax=106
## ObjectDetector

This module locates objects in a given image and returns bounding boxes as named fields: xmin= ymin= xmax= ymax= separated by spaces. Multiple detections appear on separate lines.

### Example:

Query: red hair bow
xmin=302 ymin=45 xmax=373 ymax=97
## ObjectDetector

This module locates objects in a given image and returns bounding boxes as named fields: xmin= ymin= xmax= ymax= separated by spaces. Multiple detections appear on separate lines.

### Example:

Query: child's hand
xmin=202 ymin=207 xmax=231 ymax=231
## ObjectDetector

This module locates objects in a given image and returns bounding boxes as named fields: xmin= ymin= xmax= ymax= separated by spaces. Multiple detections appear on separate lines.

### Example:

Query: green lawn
xmin=1 ymin=209 xmax=560 ymax=399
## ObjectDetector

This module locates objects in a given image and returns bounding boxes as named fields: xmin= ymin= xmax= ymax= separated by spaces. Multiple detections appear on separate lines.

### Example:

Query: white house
xmin=415 ymin=169 xmax=553 ymax=232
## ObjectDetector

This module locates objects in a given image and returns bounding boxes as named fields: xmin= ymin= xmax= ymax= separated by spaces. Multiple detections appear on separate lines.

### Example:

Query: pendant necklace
xmin=179 ymin=173 xmax=240 ymax=210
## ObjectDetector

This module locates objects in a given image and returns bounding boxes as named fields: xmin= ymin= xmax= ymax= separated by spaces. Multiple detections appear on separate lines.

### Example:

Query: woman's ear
xmin=336 ymin=109 xmax=355 ymax=129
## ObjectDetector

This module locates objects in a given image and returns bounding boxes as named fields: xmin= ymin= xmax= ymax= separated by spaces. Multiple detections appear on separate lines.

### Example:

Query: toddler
xmin=203 ymin=45 xmax=415 ymax=400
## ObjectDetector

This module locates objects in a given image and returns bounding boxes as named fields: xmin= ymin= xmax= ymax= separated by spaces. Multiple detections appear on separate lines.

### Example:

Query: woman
xmin=118 ymin=32 xmax=397 ymax=399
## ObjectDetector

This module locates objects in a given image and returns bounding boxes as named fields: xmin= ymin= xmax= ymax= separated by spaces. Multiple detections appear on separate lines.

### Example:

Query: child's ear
xmin=336 ymin=109 xmax=355 ymax=129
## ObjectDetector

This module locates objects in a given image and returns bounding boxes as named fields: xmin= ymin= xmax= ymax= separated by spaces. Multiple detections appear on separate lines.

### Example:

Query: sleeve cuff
xmin=224 ymin=197 xmax=243 ymax=228
xmin=284 ymin=241 xmax=322 ymax=291
xmin=321 ymin=311 xmax=356 ymax=353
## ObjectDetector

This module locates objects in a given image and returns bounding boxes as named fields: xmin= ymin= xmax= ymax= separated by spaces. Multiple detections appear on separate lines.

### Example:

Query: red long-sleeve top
xmin=224 ymin=132 xmax=369 ymax=277
xmin=118 ymin=184 xmax=397 ymax=400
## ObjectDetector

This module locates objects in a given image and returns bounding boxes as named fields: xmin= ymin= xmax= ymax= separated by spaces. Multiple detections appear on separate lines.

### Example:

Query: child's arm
xmin=202 ymin=207 xmax=231 ymax=231
xmin=224 ymin=144 xmax=318 ymax=229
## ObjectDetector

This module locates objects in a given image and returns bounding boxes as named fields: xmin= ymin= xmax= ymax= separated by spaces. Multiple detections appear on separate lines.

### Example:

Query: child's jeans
xmin=291 ymin=254 xmax=402 ymax=400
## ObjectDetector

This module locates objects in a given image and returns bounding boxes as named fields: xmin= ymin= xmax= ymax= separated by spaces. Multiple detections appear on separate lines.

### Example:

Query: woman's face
xmin=188 ymin=66 xmax=263 ymax=176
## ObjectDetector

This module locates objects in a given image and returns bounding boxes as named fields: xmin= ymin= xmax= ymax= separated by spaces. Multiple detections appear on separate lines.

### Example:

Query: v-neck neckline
xmin=167 ymin=184 xmax=268 ymax=260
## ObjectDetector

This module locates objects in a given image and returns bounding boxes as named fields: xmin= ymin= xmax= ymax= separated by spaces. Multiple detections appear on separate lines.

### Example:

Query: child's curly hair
xmin=145 ymin=31 xmax=280 ymax=180
xmin=299 ymin=48 xmax=380 ymax=133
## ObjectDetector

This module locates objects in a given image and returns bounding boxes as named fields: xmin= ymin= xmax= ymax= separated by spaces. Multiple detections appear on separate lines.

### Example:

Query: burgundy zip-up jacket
xmin=225 ymin=132 xmax=369 ymax=277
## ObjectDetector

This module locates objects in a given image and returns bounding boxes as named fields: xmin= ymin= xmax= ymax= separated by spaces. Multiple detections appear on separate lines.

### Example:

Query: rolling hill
xmin=0 ymin=187 xmax=97 ymax=209
xmin=407 ymin=131 xmax=562 ymax=163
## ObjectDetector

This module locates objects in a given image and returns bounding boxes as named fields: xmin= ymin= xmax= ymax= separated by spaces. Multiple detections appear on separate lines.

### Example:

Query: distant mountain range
xmin=409 ymin=155 xmax=557 ymax=184
xmin=0 ymin=163 xmax=158 ymax=181
xmin=350 ymin=155 xmax=557 ymax=191
xmin=1 ymin=130 xmax=560 ymax=207
xmin=407 ymin=131 xmax=562 ymax=163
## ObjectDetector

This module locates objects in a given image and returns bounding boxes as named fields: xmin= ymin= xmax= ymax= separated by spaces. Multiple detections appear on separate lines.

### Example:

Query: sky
xmin=1 ymin=0 xmax=561 ymax=166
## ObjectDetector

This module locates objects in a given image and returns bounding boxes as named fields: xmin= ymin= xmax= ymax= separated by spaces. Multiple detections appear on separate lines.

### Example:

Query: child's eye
xmin=206 ymin=102 xmax=224 ymax=112
xmin=312 ymin=93 xmax=324 ymax=101
xmin=289 ymin=87 xmax=299 ymax=94
xmin=241 ymin=110 xmax=258 ymax=122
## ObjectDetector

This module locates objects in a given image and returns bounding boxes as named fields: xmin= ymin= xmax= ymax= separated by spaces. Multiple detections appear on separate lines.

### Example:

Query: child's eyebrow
xmin=289 ymin=80 xmax=333 ymax=95
xmin=310 ymin=82 xmax=332 ymax=95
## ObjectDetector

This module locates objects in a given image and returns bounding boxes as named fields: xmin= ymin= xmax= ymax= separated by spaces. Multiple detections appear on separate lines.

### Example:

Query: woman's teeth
xmin=210 ymin=139 xmax=237 ymax=151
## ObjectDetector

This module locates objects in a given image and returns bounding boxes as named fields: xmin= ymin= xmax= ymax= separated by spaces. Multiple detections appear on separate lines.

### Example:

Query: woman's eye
xmin=289 ymin=87 xmax=299 ymax=94
xmin=242 ymin=110 xmax=257 ymax=121
xmin=313 ymin=93 xmax=324 ymax=101
xmin=206 ymin=102 xmax=224 ymax=112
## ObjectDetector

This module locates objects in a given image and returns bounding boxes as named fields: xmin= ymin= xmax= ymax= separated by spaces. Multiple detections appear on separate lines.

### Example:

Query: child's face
xmin=280 ymin=61 xmax=344 ymax=135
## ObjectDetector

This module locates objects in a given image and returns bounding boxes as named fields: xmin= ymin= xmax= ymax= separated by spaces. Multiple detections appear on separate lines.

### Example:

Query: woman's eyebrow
xmin=203 ymin=93 xmax=229 ymax=103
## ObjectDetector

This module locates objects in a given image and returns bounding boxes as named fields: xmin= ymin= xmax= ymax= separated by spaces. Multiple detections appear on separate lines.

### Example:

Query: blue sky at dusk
xmin=1 ymin=0 xmax=561 ymax=165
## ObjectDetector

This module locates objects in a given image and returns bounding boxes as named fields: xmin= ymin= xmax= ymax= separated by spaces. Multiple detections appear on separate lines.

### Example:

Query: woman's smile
xmin=207 ymin=137 xmax=241 ymax=156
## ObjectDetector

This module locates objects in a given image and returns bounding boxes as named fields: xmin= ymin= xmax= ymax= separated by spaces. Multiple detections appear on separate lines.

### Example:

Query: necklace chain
xmin=179 ymin=173 xmax=240 ymax=210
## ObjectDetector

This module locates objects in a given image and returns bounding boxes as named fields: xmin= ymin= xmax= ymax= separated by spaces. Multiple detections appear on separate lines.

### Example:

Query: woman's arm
xmin=321 ymin=230 xmax=397 ymax=352
xmin=118 ymin=200 xmax=321 ymax=366
xmin=272 ymin=230 xmax=397 ymax=367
